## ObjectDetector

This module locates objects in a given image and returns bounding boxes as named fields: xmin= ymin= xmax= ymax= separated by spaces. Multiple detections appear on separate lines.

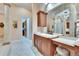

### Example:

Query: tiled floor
xmin=0 ymin=37 xmax=41 ymax=56
xmin=8 ymin=37 xmax=36 ymax=56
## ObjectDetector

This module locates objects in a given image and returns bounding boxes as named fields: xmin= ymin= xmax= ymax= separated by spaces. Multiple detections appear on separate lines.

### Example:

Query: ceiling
xmin=14 ymin=3 xmax=32 ymax=12
xmin=0 ymin=3 xmax=43 ymax=13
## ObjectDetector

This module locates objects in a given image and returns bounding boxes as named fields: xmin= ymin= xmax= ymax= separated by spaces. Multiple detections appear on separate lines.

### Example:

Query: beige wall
xmin=32 ymin=4 xmax=41 ymax=45
xmin=32 ymin=4 xmax=40 ymax=34
xmin=0 ymin=14 xmax=4 ymax=42
xmin=9 ymin=7 xmax=31 ymax=41
xmin=0 ymin=5 xmax=32 ymax=43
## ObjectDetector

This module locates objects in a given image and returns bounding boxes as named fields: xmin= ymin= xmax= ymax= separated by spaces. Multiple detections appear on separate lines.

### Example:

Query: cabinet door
xmin=41 ymin=38 xmax=45 ymax=55
xmin=44 ymin=39 xmax=52 ymax=56
xmin=40 ymin=13 xmax=46 ymax=27
xmin=38 ymin=36 xmax=42 ymax=52
xmin=34 ymin=35 xmax=38 ymax=48
xmin=34 ymin=35 xmax=37 ymax=47
xmin=34 ymin=35 xmax=56 ymax=56
xmin=41 ymin=38 xmax=51 ymax=56
xmin=37 ymin=11 xmax=47 ymax=27
xmin=41 ymin=38 xmax=47 ymax=55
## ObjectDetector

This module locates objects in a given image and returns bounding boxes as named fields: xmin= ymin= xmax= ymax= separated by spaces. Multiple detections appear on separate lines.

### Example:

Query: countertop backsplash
xmin=37 ymin=27 xmax=47 ymax=33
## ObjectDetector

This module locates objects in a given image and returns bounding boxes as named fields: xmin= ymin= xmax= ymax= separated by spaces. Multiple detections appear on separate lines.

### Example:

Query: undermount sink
xmin=52 ymin=37 xmax=78 ymax=46
xmin=41 ymin=33 xmax=59 ymax=38
xmin=35 ymin=32 xmax=63 ymax=38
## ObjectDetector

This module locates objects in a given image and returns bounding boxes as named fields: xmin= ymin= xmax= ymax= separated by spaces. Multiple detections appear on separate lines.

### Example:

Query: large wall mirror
xmin=54 ymin=9 xmax=70 ymax=35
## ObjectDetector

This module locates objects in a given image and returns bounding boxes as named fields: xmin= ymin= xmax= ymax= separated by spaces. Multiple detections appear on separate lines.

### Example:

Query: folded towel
xmin=56 ymin=46 xmax=70 ymax=56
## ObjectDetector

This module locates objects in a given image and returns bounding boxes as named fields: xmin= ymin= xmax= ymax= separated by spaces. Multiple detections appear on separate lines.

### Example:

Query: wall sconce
xmin=0 ymin=23 xmax=4 ymax=28
xmin=13 ymin=21 xmax=17 ymax=28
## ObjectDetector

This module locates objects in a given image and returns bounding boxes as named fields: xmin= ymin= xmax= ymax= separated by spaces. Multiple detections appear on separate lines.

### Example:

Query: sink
xmin=52 ymin=37 xmax=78 ymax=46
xmin=39 ymin=33 xmax=58 ymax=38
xmin=74 ymin=38 xmax=79 ymax=46
xmin=35 ymin=32 xmax=60 ymax=38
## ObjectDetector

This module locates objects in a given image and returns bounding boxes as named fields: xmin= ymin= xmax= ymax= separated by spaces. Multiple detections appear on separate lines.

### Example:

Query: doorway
xmin=21 ymin=16 xmax=32 ymax=40
xmin=22 ymin=20 xmax=27 ymax=37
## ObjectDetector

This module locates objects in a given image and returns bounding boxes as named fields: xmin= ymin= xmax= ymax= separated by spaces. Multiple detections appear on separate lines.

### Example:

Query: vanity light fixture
xmin=13 ymin=21 xmax=17 ymax=28
xmin=0 ymin=23 xmax=4 ymax=28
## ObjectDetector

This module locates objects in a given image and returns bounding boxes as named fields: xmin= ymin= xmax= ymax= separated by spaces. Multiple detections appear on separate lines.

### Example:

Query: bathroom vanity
xmin=34 ymin=32 xmax=79 ymax=56
xmin=34 ymin=34 xmax=56 ymax=56
xmin=34 ymin=32 xmax=62 ymax=56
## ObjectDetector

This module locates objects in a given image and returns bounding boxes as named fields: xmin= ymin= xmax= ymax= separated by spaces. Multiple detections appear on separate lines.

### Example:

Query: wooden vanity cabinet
xmin=34 ymin=34 xmax=42 ymax=52
xmin=34 ymin=34 xmax=56 ymax=56
xmin=37 ymin=11 xmax=47 ymax=27
xmin=34 ymin=34 xmax=79 ymax=56
xmin=41 ymin=38 xmax=56 ymax=56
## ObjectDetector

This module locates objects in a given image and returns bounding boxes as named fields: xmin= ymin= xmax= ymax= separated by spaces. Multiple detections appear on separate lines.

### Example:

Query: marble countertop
xmin=52 ymin=37 xmax=76 ymax=46
xmin=34 ymin=32 xmax=63 ymax=39
xmin=34 ymin=32 xmax=79 ymax=47
xmin=74 ymin=39 xmax=79 ymax=46
xmin=52 ymin=36 xmax=79 ymax=47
